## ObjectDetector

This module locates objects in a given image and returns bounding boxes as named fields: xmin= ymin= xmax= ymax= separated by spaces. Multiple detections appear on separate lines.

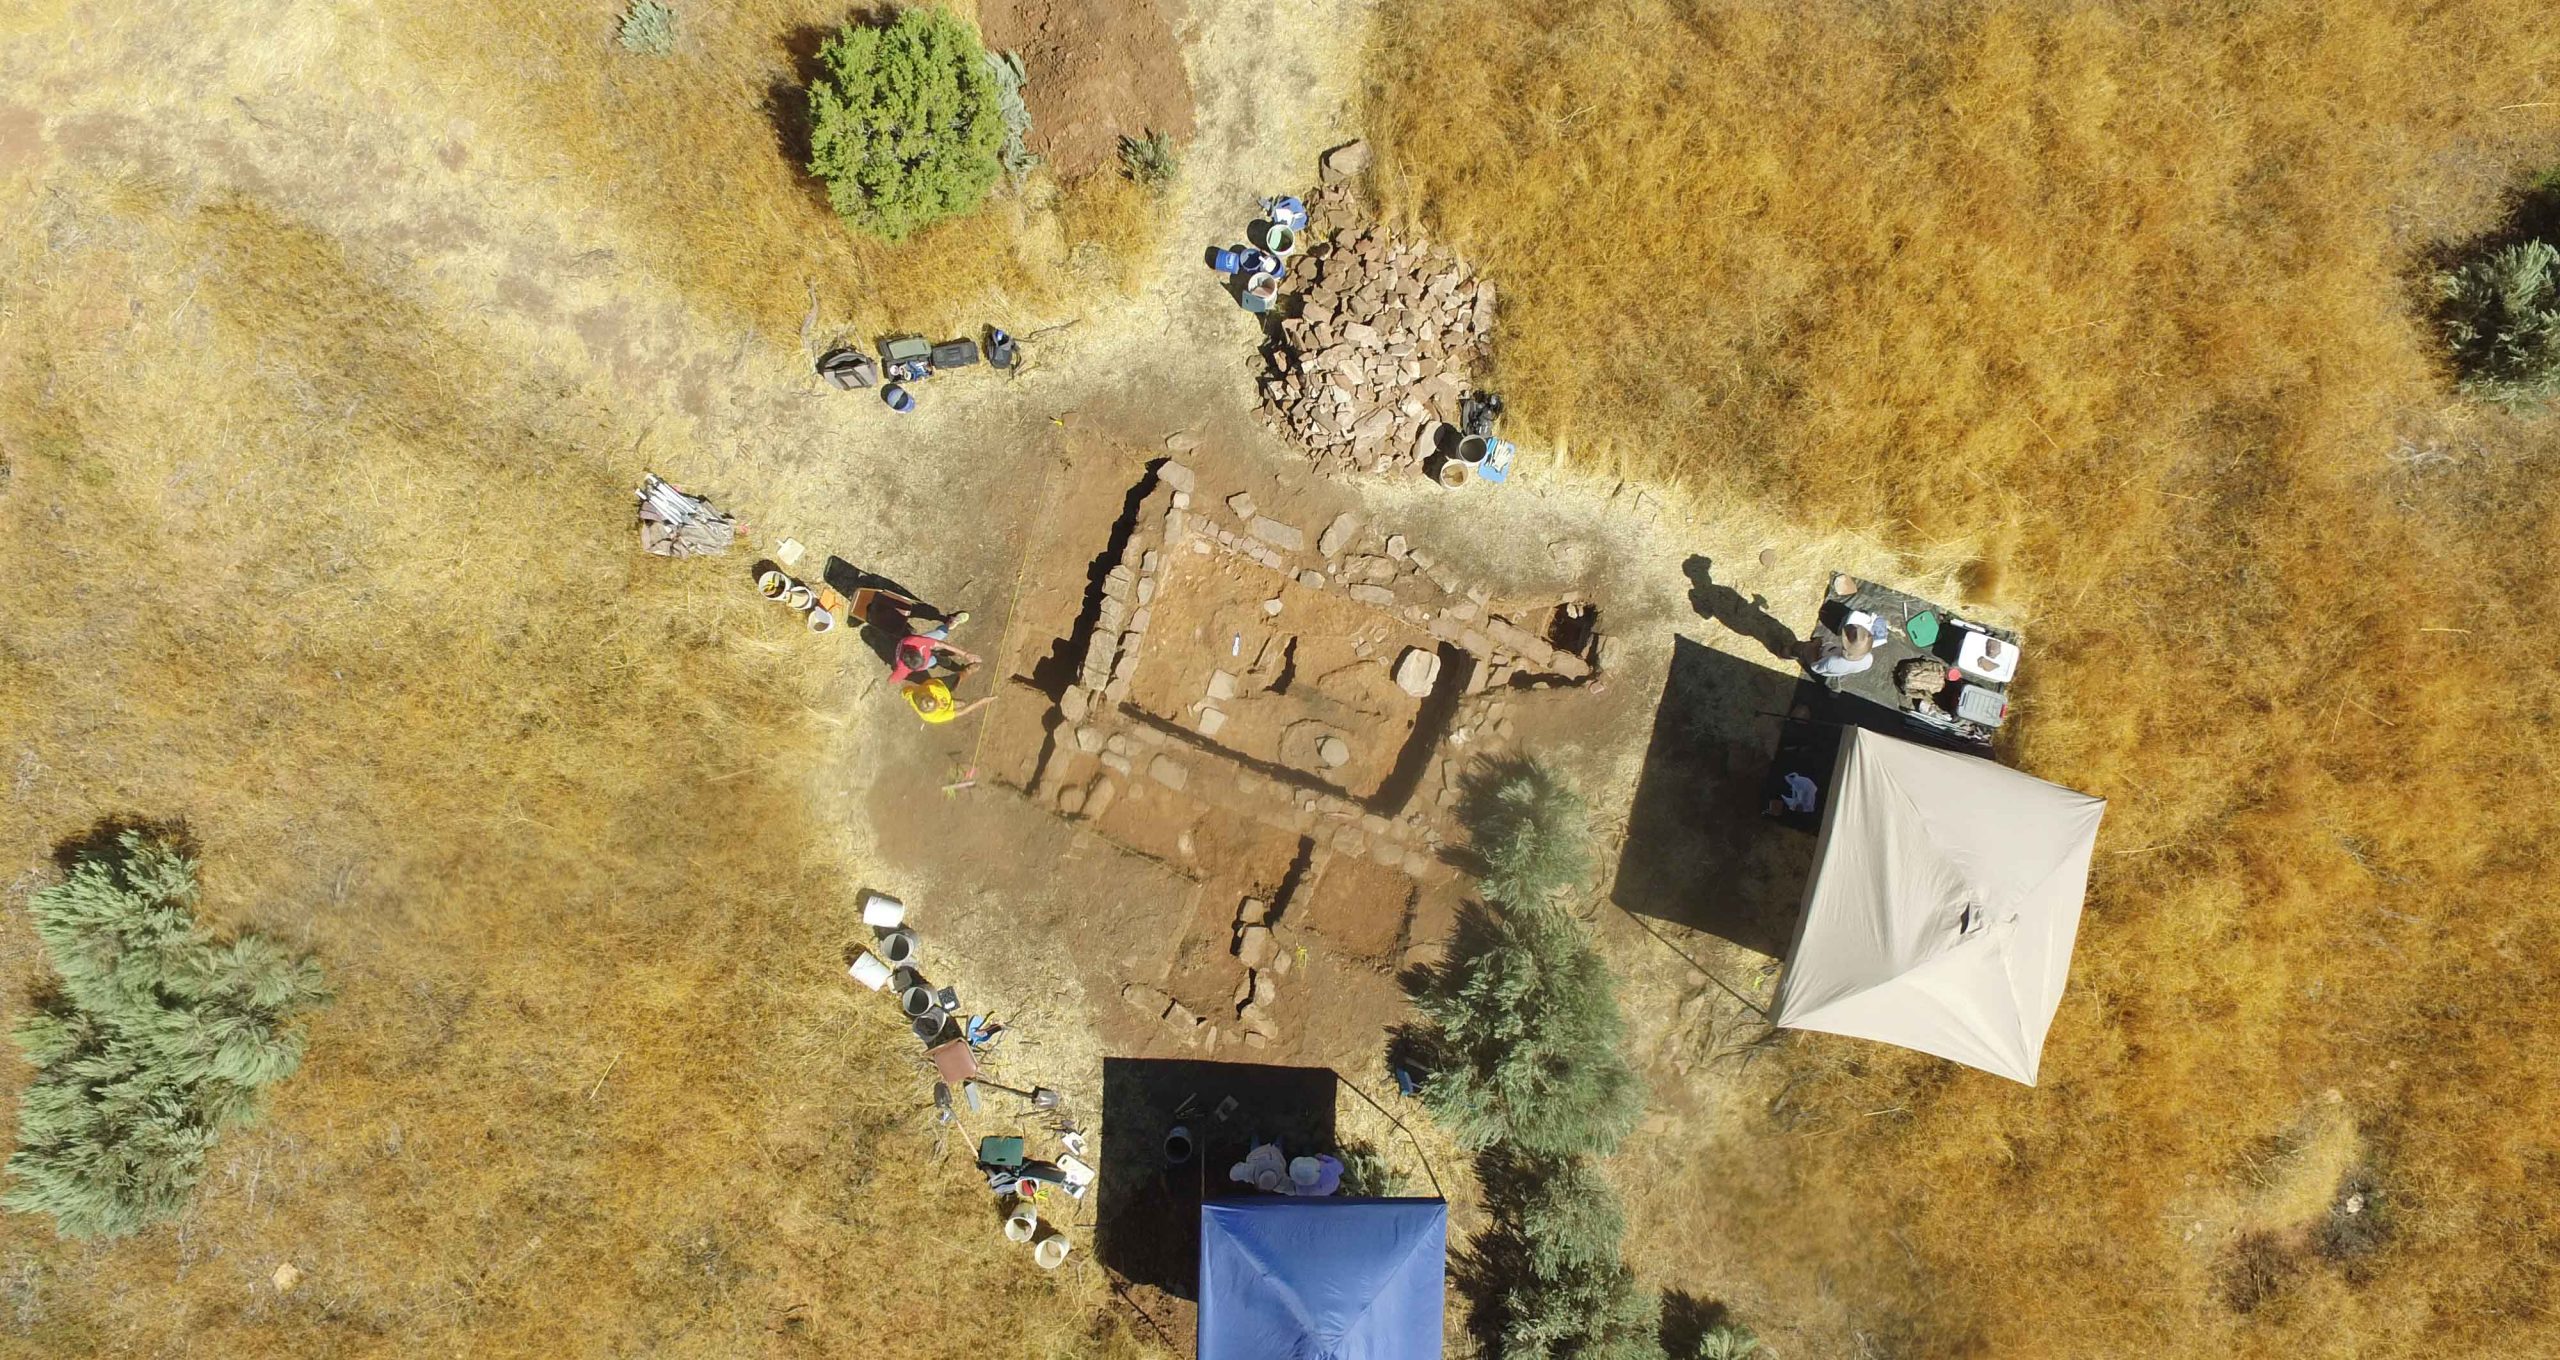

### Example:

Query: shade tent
xmin=1198 ymin=1198 xmax=1448 ymax=1360
xmin=1772 ymin=727 xmax=2106 ymax=1086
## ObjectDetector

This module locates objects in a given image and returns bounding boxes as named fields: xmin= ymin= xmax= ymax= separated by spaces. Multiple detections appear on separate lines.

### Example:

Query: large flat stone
xmin=1249 ymin=517 xmax=1306 ymax=552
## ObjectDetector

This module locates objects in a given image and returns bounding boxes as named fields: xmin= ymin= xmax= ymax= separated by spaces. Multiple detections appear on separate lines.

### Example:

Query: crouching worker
xmin=904 ymin=677 xmax=992 ymax=725
xmin=1797 ymin=617 xmax=1879 ymax=680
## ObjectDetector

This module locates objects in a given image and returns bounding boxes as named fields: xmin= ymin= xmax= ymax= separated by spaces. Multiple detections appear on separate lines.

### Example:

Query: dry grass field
xmin=384 ymin=0 xmax=1164 ymax=335
xmin=1372 ymin=1 xmax=2560 ymax=1355
xmin=0 ymin=1 xmax=1168 ymax=1355
xmin=0 ymin=164 xmax=1155 ymax=1360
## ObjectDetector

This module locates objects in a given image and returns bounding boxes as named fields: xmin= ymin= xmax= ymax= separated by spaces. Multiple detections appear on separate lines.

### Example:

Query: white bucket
xmin=1264 ymin=223 xmax=1298 ymax=257
xmin=757 ymin=570 xmax=791 ymax=600
xmin=1033 ymin=1235 xmax=1071 ymax=1270
xmin=785 ymin=585 xmax=816 ymax=612
xmin=805 ymin=607 xmax=836 ymax=633
xmin=861 ymin=892 xmax=906 ymax=928
xmin=847 ymin=952 xmax=893 ymax=991
xmin=1005 ymin=1204 xmax=1038 ymax=1243
xmin=879 ymin=929 xmax=919 ymax=967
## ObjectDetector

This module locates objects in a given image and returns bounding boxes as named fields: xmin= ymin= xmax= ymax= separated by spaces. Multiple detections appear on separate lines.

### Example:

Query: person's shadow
xmin=1682 ymin=555 xmax=1799 ymax=660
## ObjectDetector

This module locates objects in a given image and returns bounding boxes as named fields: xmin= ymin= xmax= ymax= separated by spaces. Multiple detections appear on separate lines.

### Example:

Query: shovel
xmin=969 ymin=1078 xmax=1063 ymax=1109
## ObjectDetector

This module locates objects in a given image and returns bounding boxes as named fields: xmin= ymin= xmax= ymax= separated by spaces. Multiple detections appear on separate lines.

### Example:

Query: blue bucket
xmin=882 ymin=383 xmax=916 ymax=413
xmin=1209 ymin=247 xmax=1243 ymax=275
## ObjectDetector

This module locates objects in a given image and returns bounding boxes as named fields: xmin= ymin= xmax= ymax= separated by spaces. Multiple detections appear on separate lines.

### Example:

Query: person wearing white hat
xmin=1801 ymin=612 xmax=1881 ymax=679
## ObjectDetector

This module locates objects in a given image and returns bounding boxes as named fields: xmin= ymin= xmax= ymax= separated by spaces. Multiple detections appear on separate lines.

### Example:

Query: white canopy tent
xmin=1771 ymin=727 xmax=2106 ymax=1086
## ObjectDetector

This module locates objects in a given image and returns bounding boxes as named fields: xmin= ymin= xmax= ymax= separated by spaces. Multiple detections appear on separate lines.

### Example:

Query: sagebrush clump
xmin=985 ymin=49 xmax=1036 ymax=182
xmin=806 ymin=8 xmax=1003 ymax=240
xmin=616 ymin=0 xmax=674 ymax=55
xmin=5 ymin=831 xmax=327 ymax=1239
xmin=1420 ymin=763 xmax=1663 ymax=1357
xmin=1118 ymin=130 xmax=1178 ymax=194
xmin=2439 ymin=237 xmax=2560 ymax=405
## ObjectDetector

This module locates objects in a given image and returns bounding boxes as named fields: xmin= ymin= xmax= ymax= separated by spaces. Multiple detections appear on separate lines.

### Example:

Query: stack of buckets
xmin=1004 ymin=1191 xmax=1074 ymax=1270
xmin=757 ymin=568 xmax=836 ymax=633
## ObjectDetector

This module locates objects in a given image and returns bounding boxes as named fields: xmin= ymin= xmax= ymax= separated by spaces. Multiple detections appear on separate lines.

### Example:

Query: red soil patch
xmin=977 ymin=0 xmax=1195 ymax=178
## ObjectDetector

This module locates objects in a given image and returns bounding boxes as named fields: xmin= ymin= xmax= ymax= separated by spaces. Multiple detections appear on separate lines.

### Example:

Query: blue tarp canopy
xmin=1198 ymin=1197 xmax=1448 ymax=1360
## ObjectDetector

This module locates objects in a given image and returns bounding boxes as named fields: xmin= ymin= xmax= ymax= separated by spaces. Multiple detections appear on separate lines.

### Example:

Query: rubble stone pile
xmin=1258 ymin=187 xmax=1496 ymax=475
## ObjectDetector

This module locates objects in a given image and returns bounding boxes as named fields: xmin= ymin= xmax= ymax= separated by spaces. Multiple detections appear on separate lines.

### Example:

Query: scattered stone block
xmin=1238 ymin=925 xmax=1277 ymax=969
xmin=1085 ymin=777 xmax=1119 ymax=819
xmin=1318 ymin=511 xmax=1359 ymax=557
xmin=1297 ymin=569 xmax=1326 ymax=589
xmin=1317 ymin=735 xmax=1350 ymax=768
xmin=1207 ymin=669 xmax=1239 ymax=700
xmin=1250 ymin=517 xmax=1305 ymax=551
xmin=1123 ymin=983 xmax=1172 ymax=1018
xmin=1061 ymin=687 xmax=1090 ymax=722
xmin=1075 ymin=725 xmax=1105 ymax=754
xmin=1228 ymin=492 xmax=1258 ymax=519
xmin=1149 ymin=755 xmax=1189 ymax=790
xmin=1166 ymin=1001 xmax=1198 ymax=1030
xmin=1238 ymin=897 xmax=1268 ymax=925
xmin=1393 ymin=647 xmax=1442 ymax=697
xmin=1321 ymin=138 xmax=1372 ymax=181
xmin=1158 ymin=460 xmax=1195 ymax=492
xmin=1384 ymin=534 xmax=1409 ymax=559
xmin=1263 ymin=597 xmax=1285 ymax=616
xmin=1197 ymin=708 xmax=1228 ymax=737
xmin=1348 ymin=584 xmax=1396 ymax=606
xmin=1102 ymin=751 xmax=1133 ymax=775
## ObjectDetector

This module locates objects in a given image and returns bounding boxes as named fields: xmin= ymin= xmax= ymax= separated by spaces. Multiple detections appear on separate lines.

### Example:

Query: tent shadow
xmin=1609 ymin=634 xmax=1817 ymax=957
xmin=1097 ymin=1058 xmax=1341 ymax=1300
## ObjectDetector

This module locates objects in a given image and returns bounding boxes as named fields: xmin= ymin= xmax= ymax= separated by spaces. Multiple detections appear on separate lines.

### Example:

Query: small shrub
xmin=2438 ymin=237 xmax=2560 ymax=406
xmin=617 ymin=0 xmax=674 ymax=56
xmin=1680 ymin=1323 xmax=1761 ymax=1360
xmin=806 ymin=8 xmax=1005 ymax=240
xmin=4 ymin=831 xmax=328 ymax=1238
xmin=1118 ymin=130 xmax=1178 ymax=194
xmin=984 ymin=50 xmax=1036 ymax=182
xmin=1337 ymin=1140 xmax=1411 ymax=1197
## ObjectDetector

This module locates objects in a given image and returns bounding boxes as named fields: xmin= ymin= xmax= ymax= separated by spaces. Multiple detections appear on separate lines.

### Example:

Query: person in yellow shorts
xmin=904 ymin=677 xmax=993 ymax=725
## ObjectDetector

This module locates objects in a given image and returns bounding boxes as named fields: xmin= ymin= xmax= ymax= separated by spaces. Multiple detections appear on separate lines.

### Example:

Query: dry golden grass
xmin=383 ymin=0 xmax=1166 ymax=337
xmin=0 ymin=182 xmax=1158 ymax=1357
xmin=1373 ymin=1 xmax=2560 ymax=1354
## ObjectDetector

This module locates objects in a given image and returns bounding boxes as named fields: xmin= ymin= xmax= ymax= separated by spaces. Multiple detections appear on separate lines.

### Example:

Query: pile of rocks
xmin=1258 ymin=186 xmax=1496 ymax=475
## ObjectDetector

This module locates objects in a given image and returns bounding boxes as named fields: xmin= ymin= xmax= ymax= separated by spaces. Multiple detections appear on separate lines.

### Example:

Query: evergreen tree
xmin=805 ymin=8 xmax=1005 ymax=241
xmin=5 ymin=831 xmax=327 ymax=1238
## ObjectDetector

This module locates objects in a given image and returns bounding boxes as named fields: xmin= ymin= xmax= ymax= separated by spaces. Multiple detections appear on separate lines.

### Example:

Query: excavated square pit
xmin=1126 ymin=550 xmax=1445 ymax=804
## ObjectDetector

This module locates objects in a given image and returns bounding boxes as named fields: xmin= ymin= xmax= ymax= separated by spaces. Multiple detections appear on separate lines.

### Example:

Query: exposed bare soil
xmin=978 ymin=0 xmax=1197 ymax=178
